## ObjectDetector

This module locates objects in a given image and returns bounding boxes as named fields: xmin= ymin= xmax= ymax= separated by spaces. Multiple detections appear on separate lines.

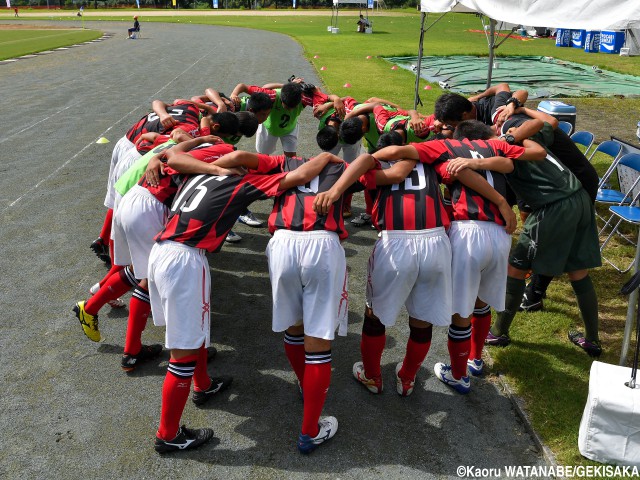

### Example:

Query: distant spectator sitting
xmin=357 ymin=15 xmax=370 ymax=33
xmin=127 ymin=16 xmax=140 ymax=39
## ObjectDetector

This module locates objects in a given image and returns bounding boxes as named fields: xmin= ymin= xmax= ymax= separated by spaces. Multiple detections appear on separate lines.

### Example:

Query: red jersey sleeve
xmin=186 ymin=143 xmax=235 ymax=163
xmin=247 ymin=86 xmax=277 ymax=101
xmin=433 ymin=161 xmax=454 ymax=185
xmin=244 ymin=172 xmax=289 ymax=198
xmin=373 ymin=105 xmax=394 ymax=132
xmin=304 ymin=90 xmax=328 ymax=108
xmin=343 ymin=97 xmax=358 ymax=114
xmin=486 ymin=139 xmax=526 ymax=159
xmin=410 ymin=141 xmax=451 ymax=165
xmin=251 ymin=154 xmax=288 ymax=174
xmin=358 ymin=159 xmax=382 ymax=189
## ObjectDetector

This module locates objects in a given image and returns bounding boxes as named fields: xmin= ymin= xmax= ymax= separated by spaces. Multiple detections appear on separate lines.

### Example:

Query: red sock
xmin=193 ymin=345 xmax=211 ymax=392
xmin=284 ymin=333 xmax=306 ymax=384
xmin=361 ymin=333 xmax=385 ymax=379
xmin=124 ymin=286 xmax=150 ymax=355
xmin=99 ymin=209 xmax=113 ymax=244
xmin=98 ymin=264 xmax=125 ymax=288
xmin=448 ymin=325 xmax=472 ymax=380
xmin=399 ymin=324 xmax=432 ymax=381
xmin=301 ymin=351 xmax=331 ymax=437
xmin=85 ymin=268 xmax=135 ymax=315
xmin=157 ymin=354 xmax=198 ymax=441
xmin=470 ymin=306 xmax=492 ymax=361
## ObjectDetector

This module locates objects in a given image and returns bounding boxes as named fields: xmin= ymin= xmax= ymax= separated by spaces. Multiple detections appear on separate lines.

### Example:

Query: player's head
xmin=339 ymin=117 xmax=364 ymax=145
xmin=376 ymin=131 xmax=404 ymax=149
xmin=134 ymin=15 xmax=138 ymax=19
xmin=281 ymin=82 xmax=303 ymax=110
xmin=316 ymin=126 xmax=339 ymax=152
xmin=209 ymin=112 xmax=240 ymax=137
xmin=453 ymin=120 xmax=494 ymax=141
xmin=247 ymin=92 xmax=273 ymax=123
xmin=435 ymin=93 xmax=474 ymax=125
xmin=234 ymin=111 xmax=259 ymax=138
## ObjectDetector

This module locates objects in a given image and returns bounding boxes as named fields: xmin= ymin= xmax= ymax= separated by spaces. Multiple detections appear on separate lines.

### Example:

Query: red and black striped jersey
xmin=156 ymin=170 xmax=286 ymax=252
xmin=126 ymin=100 xmax=201 ymax=144
xmin=256 ymin=155 xmax=349 ymax=240
xmin=139 ymin=143 xmax=235 ymax=208
xmin=361 ymin=160 xmax=450 ymax=231
xmin=414 ymin=139 xmax=524 ymax=225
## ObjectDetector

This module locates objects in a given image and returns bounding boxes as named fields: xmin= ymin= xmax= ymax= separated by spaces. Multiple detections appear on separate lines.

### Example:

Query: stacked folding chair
xmin=599 ymin=153 xmax=640 ymax=273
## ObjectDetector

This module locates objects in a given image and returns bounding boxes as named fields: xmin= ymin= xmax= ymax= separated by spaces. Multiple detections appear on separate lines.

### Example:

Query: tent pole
xmin=486 ymin=18 xmax=496 ymax=89
xmin=413 ymin=12 xmax=427 ymax=109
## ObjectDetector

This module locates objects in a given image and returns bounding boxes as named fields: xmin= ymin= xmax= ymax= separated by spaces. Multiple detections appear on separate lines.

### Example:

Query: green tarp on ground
xmin=386 ymin=55 xmax=640 ymax=98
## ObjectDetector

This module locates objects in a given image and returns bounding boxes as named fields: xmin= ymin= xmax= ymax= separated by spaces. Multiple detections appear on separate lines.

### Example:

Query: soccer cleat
xmin=297 ymin=416 xmax=338 ymax=454
xmin=434 ymin=362 xmax=471 ymax=394
xmin=225 ymin=230 xmax=242 ymax=243
xmin=350 ymin=213 xmax=372 ymax=227
xmin=568 ymin=331 xmax=602 ymax=357
xmin=519 ymin=292 xmax=544 ymax=312
xmin=192 ymin=376 xmax=233 ymax=406
xmin=90 ymin=238 xmax=111 ymax=267
xmin=485 ymin=331 xmax=511 ymax=347
xmin=73 ymin=301 xmax=101 ymax=342
xmin=395 ymin=362 xmax=416 ymax=397
xmin=238 ymin=211 xmax=263 ymax=227
xmin=121 ymin=344 xmax=163 ymax=372
xmin=352 ymin=361 xmax=383 ymax=394
xmin=467 ymin=358 xmax=484 ymax=376
xmin=89 ymin=282 xmax=126 ymax=309
xmin=154 ymin=425 xmax=214 ymax=454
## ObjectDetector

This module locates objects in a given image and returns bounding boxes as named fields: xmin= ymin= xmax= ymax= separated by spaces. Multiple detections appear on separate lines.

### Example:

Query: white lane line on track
xmin=3 ymin=51 xmax=211 ymax=212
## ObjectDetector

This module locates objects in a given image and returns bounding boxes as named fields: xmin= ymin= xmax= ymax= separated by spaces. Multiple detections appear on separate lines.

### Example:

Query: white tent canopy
xmin=420 ymin=0 xmax=640 ymax=30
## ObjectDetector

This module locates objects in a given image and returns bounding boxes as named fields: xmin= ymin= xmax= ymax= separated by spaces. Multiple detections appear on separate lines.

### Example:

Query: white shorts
xmin=104 ymin=137 xmax=135 ymax=208
xmin=449 ymin=220 xmax=511 ymax=317
xmin=327 ymin=141 xmax=362 ymax=164
xmin=112 ymin=185 xmax=167 ymax=278
xmin=255 ymin=123 xmax=299 ymax=154
xmin=104 ymin=138 xmax=141 ymax=209
xmin=266 ymin=230 xmax=348 ymax=340
xmin=148 ymin=241 xmax=211 ymax=350
xmin=366 ymin=228 xmax=452 ymax=327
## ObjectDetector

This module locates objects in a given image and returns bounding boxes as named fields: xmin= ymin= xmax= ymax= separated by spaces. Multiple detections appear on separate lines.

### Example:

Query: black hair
xmin=377 ymin=131 xmax=404 ymax=149
xmin=235 ymin=111 xmax=259 ymax=137
xmin=434 ymin=93 xmax=473 ymax=123
xmin=339 ymin=117 xmax=364 ymax=145
xmin=453 ymin=120 xmax=493 ymax=141
xmin=211 ymin=112 xmax=240 ymax=136
xmin=316 ymin=126 xmax=339 ymax=151
xmin=281 ymin=82 xmax=303 ymax=109
xmin=247 ymin=92 xmax=273 ymax=113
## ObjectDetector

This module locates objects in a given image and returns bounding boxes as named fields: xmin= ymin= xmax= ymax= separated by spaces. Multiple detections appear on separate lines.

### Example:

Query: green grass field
xmin=0 ymin=28 xmax=101 ymax=60
xmin=4 ymin=10 xmax=640 ymax=474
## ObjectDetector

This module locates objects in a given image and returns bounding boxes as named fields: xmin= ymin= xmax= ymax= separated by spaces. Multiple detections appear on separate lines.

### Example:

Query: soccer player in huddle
xmin=211 ymin=149 xmax=354 ymax=453
xmin=147 ymin=148 xmax=340 ymax=453
xmin=313 ymin=141 xmax=515 ymax=397
xmin=455 ymin=120 xmax=602 ymax=357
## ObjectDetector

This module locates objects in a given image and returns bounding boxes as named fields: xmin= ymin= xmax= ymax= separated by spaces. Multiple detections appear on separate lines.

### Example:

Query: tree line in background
xmin=10 ymin=0 xmax=414 ymax=10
